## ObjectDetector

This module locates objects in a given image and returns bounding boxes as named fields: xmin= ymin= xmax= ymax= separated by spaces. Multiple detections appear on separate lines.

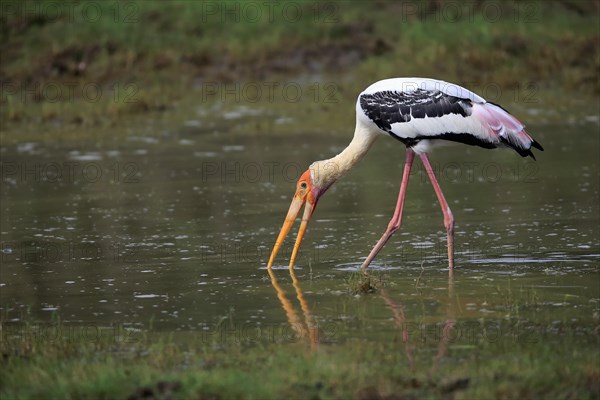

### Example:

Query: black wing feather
xmin=359 ymin=89 xmax=472 ymax=134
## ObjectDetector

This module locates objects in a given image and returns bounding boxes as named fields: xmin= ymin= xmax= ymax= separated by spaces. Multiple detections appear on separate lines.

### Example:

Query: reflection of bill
xmin=267 ymin=268 xmax=319 ymax=350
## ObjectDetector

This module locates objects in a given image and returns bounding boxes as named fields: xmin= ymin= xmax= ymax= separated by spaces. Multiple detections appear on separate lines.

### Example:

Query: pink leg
xmin=419 ymin=153 xmax=455 ymax=269
xmin=361 ymin=149 xmax=415 ymax=270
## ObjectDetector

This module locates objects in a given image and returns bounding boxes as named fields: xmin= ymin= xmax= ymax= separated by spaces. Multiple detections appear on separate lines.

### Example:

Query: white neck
xmin=309 ymin=119 xmax=379 ymax=191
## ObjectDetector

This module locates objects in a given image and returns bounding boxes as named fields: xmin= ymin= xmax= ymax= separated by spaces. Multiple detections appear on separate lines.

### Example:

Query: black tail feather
xmin=531 ymin=140 xmax=544 ymax=151
xmin=500 ymin=137 xmax=540 ymax=160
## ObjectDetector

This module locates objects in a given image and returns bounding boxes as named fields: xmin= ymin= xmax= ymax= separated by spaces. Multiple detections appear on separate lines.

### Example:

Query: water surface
xmin=1 ymin=104 xmax=598 ymax=355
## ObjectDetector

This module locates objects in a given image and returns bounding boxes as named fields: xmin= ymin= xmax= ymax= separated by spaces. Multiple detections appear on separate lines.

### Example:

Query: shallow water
xmin=1 ymin=106 xmax=599 ymax=354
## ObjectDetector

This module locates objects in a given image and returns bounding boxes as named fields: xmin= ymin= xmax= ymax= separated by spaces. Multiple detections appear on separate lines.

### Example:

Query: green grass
xmin=1 ymin=316 xmax=598 ymax=399
xmin=345 ymin=270 xmax=386 ymax=295
xmin=1 ymin=0 xmax=598 ymax=140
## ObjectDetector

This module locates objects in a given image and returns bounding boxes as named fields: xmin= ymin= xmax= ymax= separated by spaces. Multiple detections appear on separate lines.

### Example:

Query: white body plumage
xmin=356 ymin=77 xmax=541 ymax=156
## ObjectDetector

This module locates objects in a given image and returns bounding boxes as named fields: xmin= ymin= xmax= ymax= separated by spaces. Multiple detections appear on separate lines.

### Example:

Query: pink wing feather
xmin=472 ymin=102 xmax=541 ymax=156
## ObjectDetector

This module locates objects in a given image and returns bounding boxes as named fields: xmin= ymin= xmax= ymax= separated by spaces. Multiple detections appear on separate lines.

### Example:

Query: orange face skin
xmin=296 ymin=170 xmax=318 ymax=207
xmin=267 ymin=169 xmax=321 ymax=269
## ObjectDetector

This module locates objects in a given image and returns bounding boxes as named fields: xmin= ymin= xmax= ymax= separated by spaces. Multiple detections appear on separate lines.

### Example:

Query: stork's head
xmin=267 ymin=165 xmax=336 ymax=269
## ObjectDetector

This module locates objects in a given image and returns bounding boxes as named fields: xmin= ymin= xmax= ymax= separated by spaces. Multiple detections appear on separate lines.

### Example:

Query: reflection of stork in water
xmin=267 ymin=78 xmax=543 ymax=270
xmin=380 ymin=270 xmax=456 ymax=373
xmin=268 ymin=265 xmax=457 ymax=362
xmin=267 ymin=268 xmax=318 ymax=350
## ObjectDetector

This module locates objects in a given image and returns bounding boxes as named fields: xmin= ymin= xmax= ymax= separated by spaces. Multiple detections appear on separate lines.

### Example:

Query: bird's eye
xmin=300 ymin=182 xmax=308 ymax=189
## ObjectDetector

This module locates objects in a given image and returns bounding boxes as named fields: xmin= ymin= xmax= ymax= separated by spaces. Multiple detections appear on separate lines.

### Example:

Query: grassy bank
xmin=1 ymin=0 xmax=599 ymax=139
xmin=1 ymin=317 xmax=598 ymax=399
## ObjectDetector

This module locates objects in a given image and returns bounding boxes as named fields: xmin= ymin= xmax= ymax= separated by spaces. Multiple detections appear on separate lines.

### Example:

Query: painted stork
xmin=267 ymin=78 xmax=543 ymax=270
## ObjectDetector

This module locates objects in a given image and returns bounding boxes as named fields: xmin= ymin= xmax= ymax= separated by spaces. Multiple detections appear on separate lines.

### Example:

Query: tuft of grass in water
xmin=492 ymin=278 xmax=543 ymax=318
xmin=345 ymin=270 xmax=385 ymax=295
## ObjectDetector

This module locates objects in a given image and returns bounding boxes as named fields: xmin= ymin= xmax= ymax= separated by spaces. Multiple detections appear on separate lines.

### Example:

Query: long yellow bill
xmin=267 ymin=192 xmax=315 ymax=269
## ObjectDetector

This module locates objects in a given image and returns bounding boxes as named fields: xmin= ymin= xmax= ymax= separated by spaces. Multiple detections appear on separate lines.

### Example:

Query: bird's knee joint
xmin=444 ymin=209 xmax=454 ymax=232
xmin=387 ymin=219 xmax=402 ymax=234
xmin=388 ymin=224 xmax=400 ymax=234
